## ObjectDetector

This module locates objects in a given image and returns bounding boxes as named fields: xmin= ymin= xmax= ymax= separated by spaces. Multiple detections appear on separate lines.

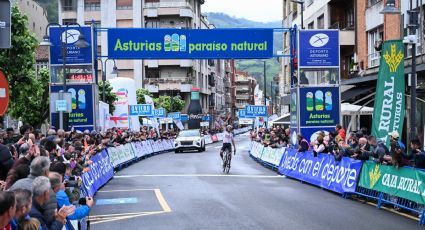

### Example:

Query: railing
xmin=328 ymin=21 xmax=355 ymax=30
xmin=368 ymin=52 xmax=380 ymax=68
xmin=144 ymin=2 xmax=192 ymax=9
xmin=236 ymin=95 xmax=250 ymax=100
xmin=236 ymin=86 xmax=249 ymax=91
xmin=144 ymin=77 xmax=194 ymax=85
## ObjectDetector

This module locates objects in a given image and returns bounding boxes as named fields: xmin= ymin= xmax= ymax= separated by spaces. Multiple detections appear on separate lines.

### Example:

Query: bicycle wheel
xmin=222 ymin=150 xmax=228 ymax=173
xmin=225 ymin=151 xmax=231 ymax=174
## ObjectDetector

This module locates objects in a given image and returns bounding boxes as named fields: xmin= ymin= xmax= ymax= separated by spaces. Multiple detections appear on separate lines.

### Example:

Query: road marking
xmin=96 ymin=197 xmax=138 ymax=205
xmin=115 ymin=174 xmax=285 ymax=179
xmin=214 ymin=146 xmax=221 ymax=149
xmin=97 ymin=188 xmax=155 ymax=193
xmin=154 ymin=189 xmax=172 ymax=212
xmin=90 ymin=211 xmax=164 ymax=225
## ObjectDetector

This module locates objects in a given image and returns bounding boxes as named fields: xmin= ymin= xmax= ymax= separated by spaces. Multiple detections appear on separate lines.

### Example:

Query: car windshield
xmin=179 ymin=130 xmax=200 ymax=137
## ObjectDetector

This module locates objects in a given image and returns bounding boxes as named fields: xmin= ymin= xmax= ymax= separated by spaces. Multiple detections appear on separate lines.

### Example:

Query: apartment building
xmin=235 ymin=71 xmax=257 ymax=110
xmin=14 ymin=0 xmax=49 ymax=41
xmin=57 ymin=0 xmax=225 ymax=114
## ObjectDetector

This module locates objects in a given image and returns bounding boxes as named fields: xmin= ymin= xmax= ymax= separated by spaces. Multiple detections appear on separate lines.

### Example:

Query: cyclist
xmin=220 ymin=125 xmax=236 ymax=161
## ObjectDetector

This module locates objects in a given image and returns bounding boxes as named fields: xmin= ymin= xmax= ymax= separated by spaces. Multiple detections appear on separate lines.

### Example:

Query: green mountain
xmin=205 ymin=12 xmax=281 ymax=97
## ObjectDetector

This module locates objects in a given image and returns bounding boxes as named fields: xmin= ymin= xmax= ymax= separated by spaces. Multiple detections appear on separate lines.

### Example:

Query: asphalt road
xmin=90 ymin=135 xmax=421 ymax=230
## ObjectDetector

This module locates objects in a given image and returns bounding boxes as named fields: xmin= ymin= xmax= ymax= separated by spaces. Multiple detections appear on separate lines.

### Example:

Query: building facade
xmin=235 ymin=71 xmax=257 ymax=110
xmin=57 ymin=0 xmax=226 ymax=114
xmin=14 ymin=0 xmax=49 ymax=41
xmin=282 ymin=0 xmax=425 ymax=144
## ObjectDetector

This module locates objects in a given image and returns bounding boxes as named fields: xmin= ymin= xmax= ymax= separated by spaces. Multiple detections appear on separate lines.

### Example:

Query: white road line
xmin=214 ymin=146 xmax=222 ymax=149
xmin=114 ymin=174 xmax=286 ymax=179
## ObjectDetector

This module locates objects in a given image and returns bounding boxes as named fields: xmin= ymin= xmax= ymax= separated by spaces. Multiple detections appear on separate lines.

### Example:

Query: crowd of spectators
xmin=250 ymin=124 xmax=425 ymax=170
xmin=0 ymin=125 xmax=178 ymax=230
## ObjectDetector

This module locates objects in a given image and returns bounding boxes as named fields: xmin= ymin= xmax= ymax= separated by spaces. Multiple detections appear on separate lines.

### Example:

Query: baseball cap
xmin=389 ymin=131 xmax=399 ymax=139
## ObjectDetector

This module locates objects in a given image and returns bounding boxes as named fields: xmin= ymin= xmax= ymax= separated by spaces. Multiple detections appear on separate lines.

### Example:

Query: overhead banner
xmin=298 ymin=30 xmax=339 ymax=68
xmin=50 ymin=84 xmax=95 ymax=131
xmin=359 ymin=161 xmax=425 ymax=204
xmin=0 ymin=0 xmax=11 ymax=49
xmin=246 ymin=105 xmax=267 ymax=117
xmin=278 ymin=149 xmax=362 ymax=194
xmin=107 ymin=28 xmax=273 ymax=59
xmin=49 ymin=26 xmax=92 ymax=65
xmin=371 ymin=40 xmax=405 ymax=146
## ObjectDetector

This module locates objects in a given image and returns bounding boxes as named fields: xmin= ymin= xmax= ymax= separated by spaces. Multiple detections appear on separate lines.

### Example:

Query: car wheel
xmin=175 ymin=149 xmax=180 ymax=153
xmin=202 ymin=143 xmax=206 ymax=152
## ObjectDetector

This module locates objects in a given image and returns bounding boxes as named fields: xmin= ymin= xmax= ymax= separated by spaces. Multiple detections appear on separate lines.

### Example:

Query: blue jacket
xmin=56 ymin=190 xmax=90 ymax=230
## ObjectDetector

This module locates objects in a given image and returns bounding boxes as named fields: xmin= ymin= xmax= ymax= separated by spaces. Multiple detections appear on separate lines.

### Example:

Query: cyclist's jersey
xmin=223 ymin=131 xmax=234 ymax=144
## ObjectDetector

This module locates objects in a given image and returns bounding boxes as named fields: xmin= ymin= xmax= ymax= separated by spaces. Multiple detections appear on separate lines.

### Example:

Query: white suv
xmin=174 ymin=129 xmax=205 ymax=153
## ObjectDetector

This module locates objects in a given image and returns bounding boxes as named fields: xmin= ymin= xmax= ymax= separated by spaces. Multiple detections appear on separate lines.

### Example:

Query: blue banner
xmin=129 ymin=104 xmax=153 ymax=116
xmin=152 ymin=108 xmax=166 ymax=118
xmin=245 ymin=105 xmax=267 ymax=117
xmin=278 ymin=149 xmax=362 ymax=194
xmin=107 ymin=28 xmax=273 ymax=59
xmin=180 ymin=114 xmax=188 ymax=122
xmin=81 ymin=150 xmax=114 ymax=196
xmin=168 ymin=112 xmax=181 ymax=120
xmin=299 ymin=86 xmax=340 ymax=127
xmin=298 ymin=30 xmax=339 ymax=67
xmin=49 ymin=26 xmax=92 ymax=65
xmin=202 ymin=115 xmax=210 ymax=121
xmin=51 ymin=84 xmax=94 ymax=131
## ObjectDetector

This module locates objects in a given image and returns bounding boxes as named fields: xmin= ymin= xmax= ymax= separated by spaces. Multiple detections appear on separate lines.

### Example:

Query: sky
xmin=202 ymin=0 xmax=283 ymax=23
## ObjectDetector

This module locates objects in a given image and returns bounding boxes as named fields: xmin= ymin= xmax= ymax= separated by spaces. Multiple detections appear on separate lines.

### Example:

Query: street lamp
xmin=101 ymin=59 xmax=118 ymax=102
xmin=380 ymin=0 xmax=401 ymax=14
xmin=40 ymin=22 xmax=89 ymax=130
xmin=291 ymin=0 xmax=305 ymax=29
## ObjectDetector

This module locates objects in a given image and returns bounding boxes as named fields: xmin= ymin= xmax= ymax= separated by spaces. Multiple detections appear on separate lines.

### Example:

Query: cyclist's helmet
xmin=227 ymin=125 xmax=232 ymax=129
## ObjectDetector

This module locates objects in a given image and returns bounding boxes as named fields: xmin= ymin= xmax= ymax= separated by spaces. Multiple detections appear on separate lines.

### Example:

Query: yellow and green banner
xmin=359 ymin=161 xmax=425 ymax=204
xmin=371 ymin=40 xmax=405 ymax=146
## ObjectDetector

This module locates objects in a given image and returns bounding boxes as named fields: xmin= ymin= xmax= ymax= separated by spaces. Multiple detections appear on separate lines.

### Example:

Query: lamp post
xmin=40 ymin=23 xmax=89 ymax=130
xmin=291 ymin=0 xmax=305 ymax=29
xmin=101 ymin=58 xmax=118 ymax=102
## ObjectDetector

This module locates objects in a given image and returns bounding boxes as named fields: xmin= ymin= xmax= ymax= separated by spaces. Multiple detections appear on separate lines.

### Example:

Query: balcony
xmin=236 ymin=77 xmax=249 ymax=83
xmin=235 ymin=103 xmax=248 ymax=109
xmin=236 ymin=95 xmax=250 ymax=100
xmin=143 ymin=1 xmax=193 ymax=17
xmin=144 ymin=1 xmax=192 ymax=9
xmin=236 ymin=86 xmax=249 ymax=91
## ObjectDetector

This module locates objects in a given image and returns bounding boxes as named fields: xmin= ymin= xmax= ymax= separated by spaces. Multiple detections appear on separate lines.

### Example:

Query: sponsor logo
xmin=62 ymin=29 xmax=80 ymax=44
xmin=309 ymin=33 xmax=329 ymax=47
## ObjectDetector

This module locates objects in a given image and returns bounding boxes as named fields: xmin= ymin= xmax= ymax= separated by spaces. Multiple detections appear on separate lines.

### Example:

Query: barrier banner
xmin=211 ymin=135 xmax=218 ymax=142
xmin=146 ymin=140 xmax=155 ymax=154
xmin=204 ymin=135 xmax=213 ymax=145
xmin=217 ymin=133 xmax=224 ymax=141
xmin=131 ymin=142 xmax=144 ymax=158
xmin=278 ymin=149 xmax=362 ymax=194
xmin=108 ymin=144 xmax=135 ymax=167
xmin=81 ymin=150 xmax=114 ymax=196
xmin=260 ymin=147 xmax=285 ymax=166
xmin=157 ymin=140 xmax=165 ymax=152
xmin=359 ymin=161 xmax=425 ymax=204
xmin=250 ymin=142 xmax=264 ymax=159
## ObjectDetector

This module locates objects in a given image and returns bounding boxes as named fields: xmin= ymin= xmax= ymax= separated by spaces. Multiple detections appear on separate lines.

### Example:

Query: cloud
xmin=202 ymin=0 xmax=282 ymax=23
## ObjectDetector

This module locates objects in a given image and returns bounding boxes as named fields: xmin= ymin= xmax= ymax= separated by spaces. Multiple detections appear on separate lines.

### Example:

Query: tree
xmin=98 ymin=81 xmax=117 ymax=114
xmin=0 ymin=6 xmax=49 ymax=128
xmin=136 ymin=89 xmax=185 ymax=112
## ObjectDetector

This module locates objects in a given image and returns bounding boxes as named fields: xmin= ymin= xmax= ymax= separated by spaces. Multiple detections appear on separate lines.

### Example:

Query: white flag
xmin=144 ymin=95 xmax=155 ymax=109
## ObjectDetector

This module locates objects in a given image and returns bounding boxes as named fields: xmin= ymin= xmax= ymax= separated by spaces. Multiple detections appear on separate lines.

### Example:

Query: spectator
xmin=297 ymin=134 xmax=309 ymax=152
xmin=335 ymin=124 xmax=346 ymax=141
xmin=29 ymin=176 xmax=68 ymax=230
xmin=18 ymin=218 xmax=40 ymax=230
xmin=313 ymin=136 xmax=326 ymax=157
xmin=0 ymin=144 xmax=13 ymax=181
xmin=390 ymin=141 xmax=409 ymax=169
xmin=49 ymin=172 xmax=92 ymax=230
xmin=0 ymin=191 xmax=16 ymax=229
xmin=409 ymin=139 xmax=425 ymax=169
xmin=389 ymin=131 xmax=405 ymax=152
xmin=9 ymin=157 xmax=50 ymax=191
xmin=10 ymin=189 xmax=33 ymax=230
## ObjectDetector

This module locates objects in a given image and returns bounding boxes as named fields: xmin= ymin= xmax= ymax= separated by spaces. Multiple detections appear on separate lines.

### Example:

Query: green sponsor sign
xmin=359 ymin=161 xmax=425 ymax=204
xmin=371 ymin=40 xmax=405 ymax=146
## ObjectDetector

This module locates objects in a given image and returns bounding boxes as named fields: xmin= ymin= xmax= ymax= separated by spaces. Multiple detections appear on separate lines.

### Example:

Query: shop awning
xmin=341 ymin=86 xmax=375 ymax=102
xmin=341 ymin=103 xmax=373 ymax=115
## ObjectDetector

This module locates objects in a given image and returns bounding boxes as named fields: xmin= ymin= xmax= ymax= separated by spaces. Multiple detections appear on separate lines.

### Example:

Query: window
xmin=85 ymin=0 xmax=100 ymax=11
xmin=367 ymin=27 xmax=383 ymax=68
xmin=308 ymin=22 xmax=314 ymax=29
xmin=367 ymin=0 xmax=382 ymax=7
xmin=317 ymin=14 xmax=324 ymax=29
xmin=62 ymin=18 xmax=77 ymax=25
xmin=85 ymin=21 xmax=101 ymax=28
xmin=116 ymin=0 xmax=132 ymax=10
xmin=62 ymin=0 xmax=76 ymax=11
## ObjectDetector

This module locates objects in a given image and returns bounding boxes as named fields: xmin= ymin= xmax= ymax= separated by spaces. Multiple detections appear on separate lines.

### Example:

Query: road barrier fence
xmin=248 ymin=141 xmax=425 ymax=224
